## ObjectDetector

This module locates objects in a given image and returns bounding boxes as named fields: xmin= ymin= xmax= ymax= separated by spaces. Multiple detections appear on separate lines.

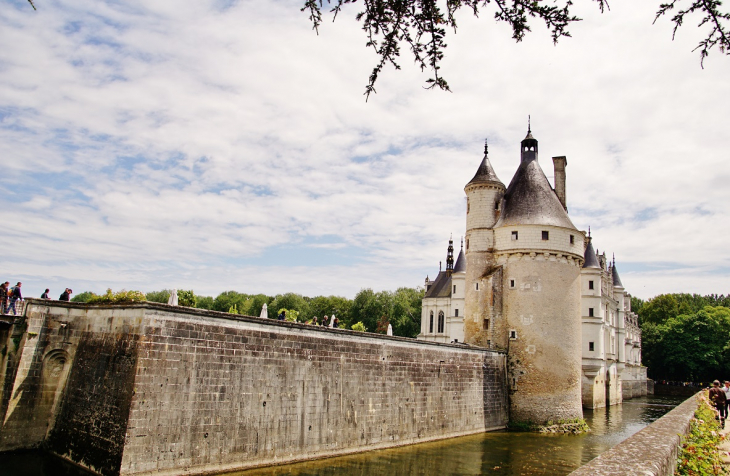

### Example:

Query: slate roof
xmin=466 ymin=152 xmax=503 ymax=187
xmin=583 ymin=237 xmax=600 ymax=268
xmin=424 ymin=271 xmax=452 ymax=298
xmin=612 ymin=262 xmax=624 ymax=287
xmin=494 ymin=131 xmax=577 ymax=230
xmin=454 ymin=249 xmax=466 ymax=273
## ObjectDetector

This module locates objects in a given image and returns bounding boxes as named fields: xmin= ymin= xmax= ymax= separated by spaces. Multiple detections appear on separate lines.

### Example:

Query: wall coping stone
xmin=22 ymin=298 xmax=504 ymax=355
xmin=569 ymin=392 xmax=699 ymax=476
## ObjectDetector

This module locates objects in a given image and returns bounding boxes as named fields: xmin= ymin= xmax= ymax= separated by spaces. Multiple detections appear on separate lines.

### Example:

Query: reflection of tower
xmin=463 ymin=140 xmax=505 ymax=347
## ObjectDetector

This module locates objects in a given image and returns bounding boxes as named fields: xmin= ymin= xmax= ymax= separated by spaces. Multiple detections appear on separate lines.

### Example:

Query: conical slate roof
xmin=495 ymin=156 xmax=577 ymax=229
xmin=454 ymin=249 xmax=466 ymax=272
xmin=612 ymin=262 xmax=624 ymax=287
xmin=583 ymin=237 xmax=600 ymax=268
xmin=466 ymin=142 xmax=503 ymax=187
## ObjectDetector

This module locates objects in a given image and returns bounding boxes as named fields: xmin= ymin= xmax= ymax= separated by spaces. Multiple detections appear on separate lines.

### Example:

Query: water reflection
xmin=0 ymin=395 xmax=686 ymax=476
xmin=233 ymin=395 xmax=686 ymax=476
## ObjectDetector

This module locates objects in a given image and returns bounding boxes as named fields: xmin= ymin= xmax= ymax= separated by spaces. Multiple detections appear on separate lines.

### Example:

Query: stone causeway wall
xmin=569 ymin=392 xmax=698 ymax=476
xmin=0 ymin=300 xmax=508 ymax=476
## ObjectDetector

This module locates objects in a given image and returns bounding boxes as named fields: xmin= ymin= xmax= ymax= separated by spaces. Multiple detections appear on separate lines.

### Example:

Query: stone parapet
xmin=569 ymin=393 xmax=698 ymax=476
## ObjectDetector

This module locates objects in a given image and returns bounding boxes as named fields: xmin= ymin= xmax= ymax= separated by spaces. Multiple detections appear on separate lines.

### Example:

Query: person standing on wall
xmin=0 ymin=282 xmax=7 ymax=314
xmin=40 ymin=288 xmax=50 ymax=299
xmin=6 ymin=282 xmax=22 ymax=315
xmin=59 ymin=288 xmax=72 ymax=301
xmin=709 ymin=380 xmax=726 ymax=427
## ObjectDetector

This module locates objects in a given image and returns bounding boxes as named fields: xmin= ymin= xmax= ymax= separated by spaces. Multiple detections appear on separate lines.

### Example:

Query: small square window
xmin=589 ymin=342 xmax=595 ymax=351
xmin=453 ymin=285 xmax=456 ymax=293
xmin=570 ymin=235 xmax=574 ymax=244
xmin=542 ymin=231 xmax=549 ymax=240
xmin=511 ymin=231 xmax=518 ymax=241
xmin=589 ymin=280 xmax=594 ymax=290
xmin=509 ymin=330 xmax=517 ymax=340
xmin=455 ymin=309 xmax=459 ymax=317
xmin=483 ymin=319 xmax=490 ymax=330
xmin=589 ymin=308 xmax=594 ymax=317
xmin=510 ymin=279 xmax=515 ymax=288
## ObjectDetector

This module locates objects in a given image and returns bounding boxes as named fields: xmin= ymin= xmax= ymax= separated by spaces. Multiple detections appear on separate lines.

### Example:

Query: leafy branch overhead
xmin=303 ymin=0 xmax=730 ymax=98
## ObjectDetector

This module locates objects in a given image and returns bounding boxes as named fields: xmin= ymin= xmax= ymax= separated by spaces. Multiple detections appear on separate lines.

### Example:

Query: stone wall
xmin=569 ymin=393 xmax=697 ymax=476
xmin=0 ymin=300 xmax=509 ymax=476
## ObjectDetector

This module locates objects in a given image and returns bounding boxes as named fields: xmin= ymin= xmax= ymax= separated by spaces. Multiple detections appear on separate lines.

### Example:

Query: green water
xmin=0 ymin=395 xmax=686 ymax=476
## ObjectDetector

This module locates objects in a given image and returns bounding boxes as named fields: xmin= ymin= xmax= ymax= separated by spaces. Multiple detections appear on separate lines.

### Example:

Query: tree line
xmin=71 ymin=287 xmax=425 ymax=338
xmin=634 ymin=293 xmax=730 ymax=382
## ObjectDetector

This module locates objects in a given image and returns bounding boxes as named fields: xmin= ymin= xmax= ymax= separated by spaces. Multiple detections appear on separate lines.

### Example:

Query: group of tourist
xmin=275 ymin=310 xmax=339 ymax=327
xmin=0 ymin=282 xmax=22 ymax=315
xmin=0 ymin=283 xmax=76 ymax=316
xmin=708 ymin=380 xmax=730 ymax=427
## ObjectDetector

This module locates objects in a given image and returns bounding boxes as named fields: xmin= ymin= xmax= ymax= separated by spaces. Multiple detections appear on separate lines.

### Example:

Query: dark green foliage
xmin=305 ymin=295 xmax=351 ymax=323
xmin=70 ymin=291 xmax=94 ymax=303
xmin=639 ymin=293 xmax=730 ymax=325
xmin=247 ymin=294 xmax=272 ymax=318
xmin=350 ymin=287 xmax=423 ymax=338
xmin=212 ymin=291 xmax=250 ymax=313
xmin=195 ymin=295 xmax=215 ymax=310
xmin=177 ymin=290 xmax=196 ymax=307
xmin=145 ymin=289 xmax=171 ymax=303
xmin=643 ymin=306 xmax=730 ymax=381
xmin=270 ymin=293 xmax=310 ymax=320
xmin=87 ymin=289 xmax=146 ymax=304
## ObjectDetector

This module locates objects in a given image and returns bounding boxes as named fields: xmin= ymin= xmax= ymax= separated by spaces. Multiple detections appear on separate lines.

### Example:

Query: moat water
xmin=0 ymin=395 xmax=685 ymax=476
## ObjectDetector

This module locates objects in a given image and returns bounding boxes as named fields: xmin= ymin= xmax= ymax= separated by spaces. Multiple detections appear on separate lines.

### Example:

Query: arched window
xmin=438 ymin=311 xmax=445 ymax=333
xmin=429 ymin=311 xmax=434 ymax=333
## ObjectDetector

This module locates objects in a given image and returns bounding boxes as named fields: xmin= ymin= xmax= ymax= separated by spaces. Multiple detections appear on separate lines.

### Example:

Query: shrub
xmin=87 ymin=289 xmax=146 ymax=304
xmin=676 ymin=392 xmax=724 ymax=475
xmin=351 ymin=321 xmax=366 ymax=332
xmin=177 ymin=290 xmax=196 ymax=307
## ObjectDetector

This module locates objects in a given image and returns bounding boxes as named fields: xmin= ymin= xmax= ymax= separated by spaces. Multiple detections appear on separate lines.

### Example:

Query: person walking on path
xmin=710 ymin=380 xmax=727 ymax=427
xmin=59 ymin=288 xmax=72 ymax=301
xmin=6 ymin=282 xmax=22 ymax=315
xmin=723 ymin=381 xmax=730 ymax=418
xmin=40 ymin=289 xmax=50 ymax=299
xmin=0 ymin=282 xmax=8 ymax=314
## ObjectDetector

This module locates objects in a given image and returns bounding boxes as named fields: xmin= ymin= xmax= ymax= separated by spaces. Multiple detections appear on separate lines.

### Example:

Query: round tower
xmin=494 ymin=127 xmax=585 ymax=424
xmin=463 ymin=140 xmax=505 ymax=346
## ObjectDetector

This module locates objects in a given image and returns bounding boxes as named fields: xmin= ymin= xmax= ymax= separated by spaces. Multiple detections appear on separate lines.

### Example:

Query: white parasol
xmin=387 ymin=323 xmax=393 ymax=336
xmin=260 ymin=303 xmax=268 ymax=319
xmin=167 ymin=289 xmax=178 ymax=306
xmin=329 ymin=314 xmax=335 ymax=328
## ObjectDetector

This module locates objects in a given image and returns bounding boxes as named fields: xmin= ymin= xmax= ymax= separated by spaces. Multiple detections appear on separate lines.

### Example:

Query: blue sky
xmin=1 ymin=0 xmax=729 ymax=300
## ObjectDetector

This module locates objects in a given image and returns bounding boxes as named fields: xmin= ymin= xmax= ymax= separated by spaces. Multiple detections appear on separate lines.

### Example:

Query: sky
xmin=1 ymin=0 xmax=728 ymax=301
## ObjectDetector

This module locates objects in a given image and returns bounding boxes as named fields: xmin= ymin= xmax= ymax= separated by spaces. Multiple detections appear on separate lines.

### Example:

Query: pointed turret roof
xmin=612 ymin=256 xmax=624 ymax=287
xmin=495 ymin=128 xmax=576 ymax=229
xmin=466 ymin=139 xmax=503 ymax=187
xmin=454 ymin=238 xmax=466 ymax=273
xmin=583 ymin=236 xmax=600 ymax=268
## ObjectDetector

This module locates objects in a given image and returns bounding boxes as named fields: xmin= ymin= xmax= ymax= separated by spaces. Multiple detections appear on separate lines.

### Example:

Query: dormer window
xmin=511 ymin=231 xmax=518 ymax=241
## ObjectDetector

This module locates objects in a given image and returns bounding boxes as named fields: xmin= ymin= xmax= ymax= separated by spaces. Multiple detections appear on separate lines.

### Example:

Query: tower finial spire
xmin=588 ymin=226 xmax=591 ymax=237
xmin=484 ymin=138 xmax=488 ymax=155
xmin=528 ymin=115 xmax=531 ymax=133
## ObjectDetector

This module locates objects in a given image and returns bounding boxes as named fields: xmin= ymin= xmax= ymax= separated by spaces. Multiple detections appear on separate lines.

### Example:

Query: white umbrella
xmin=167 ymin=289 xmax=178 ymax=306
xmin=387 ymin=324 xmax=393 ymax=336
xmin=259 ymin=303 xmax=268 ymax=319
xmin=329 ymin=314 xmax=335 ymax=328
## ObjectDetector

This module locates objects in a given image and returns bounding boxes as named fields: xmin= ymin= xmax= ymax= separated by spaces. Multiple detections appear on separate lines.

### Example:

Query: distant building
xmin=418 ymin=128 xmax=646 ymax=420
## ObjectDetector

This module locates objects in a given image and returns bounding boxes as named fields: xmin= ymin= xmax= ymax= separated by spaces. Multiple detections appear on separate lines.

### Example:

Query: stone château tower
xmin=464 ymin=128 xmax=585 ymax=424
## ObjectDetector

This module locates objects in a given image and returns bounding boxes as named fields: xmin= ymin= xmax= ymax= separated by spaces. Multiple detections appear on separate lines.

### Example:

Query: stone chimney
xmin=552 ymin=156 xmax=567 ymax=211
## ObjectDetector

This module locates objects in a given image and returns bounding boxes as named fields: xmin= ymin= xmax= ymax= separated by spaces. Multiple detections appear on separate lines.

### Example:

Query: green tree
xmin=270 ymin=293 xmax=310 ymax=318
xmin=306 ymin=295 xmax=352 ymax=324
xmin=146 ymin=289 xmax=171 ymax=303
xmin=247 ymin=294 xmax=272 ymax=318
xmin=645 ymin=306 xmax=730 ymax=381
xmin=350 ymin=288 xmax=390 ymax=333
xmin=213 ymin=291 xmax=250 ymax=313
xmin=304 ymin=0 xmax=729 ymax=98
xmin=196 ymin=295 xmax=215 ymax=310
xmin=177 ymin=290 xmax=196 ymax=307
xmin=639 ymin=294 xmax=680 ymax=325
xmin=70 ymin=291 xmax=94 ymax=303
xmin=390 ymin=287 xmax=424 ymax=338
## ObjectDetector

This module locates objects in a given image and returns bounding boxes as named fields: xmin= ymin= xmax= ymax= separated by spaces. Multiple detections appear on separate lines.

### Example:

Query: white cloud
xmin=1 ymin=0 xmax=728 ymax=301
